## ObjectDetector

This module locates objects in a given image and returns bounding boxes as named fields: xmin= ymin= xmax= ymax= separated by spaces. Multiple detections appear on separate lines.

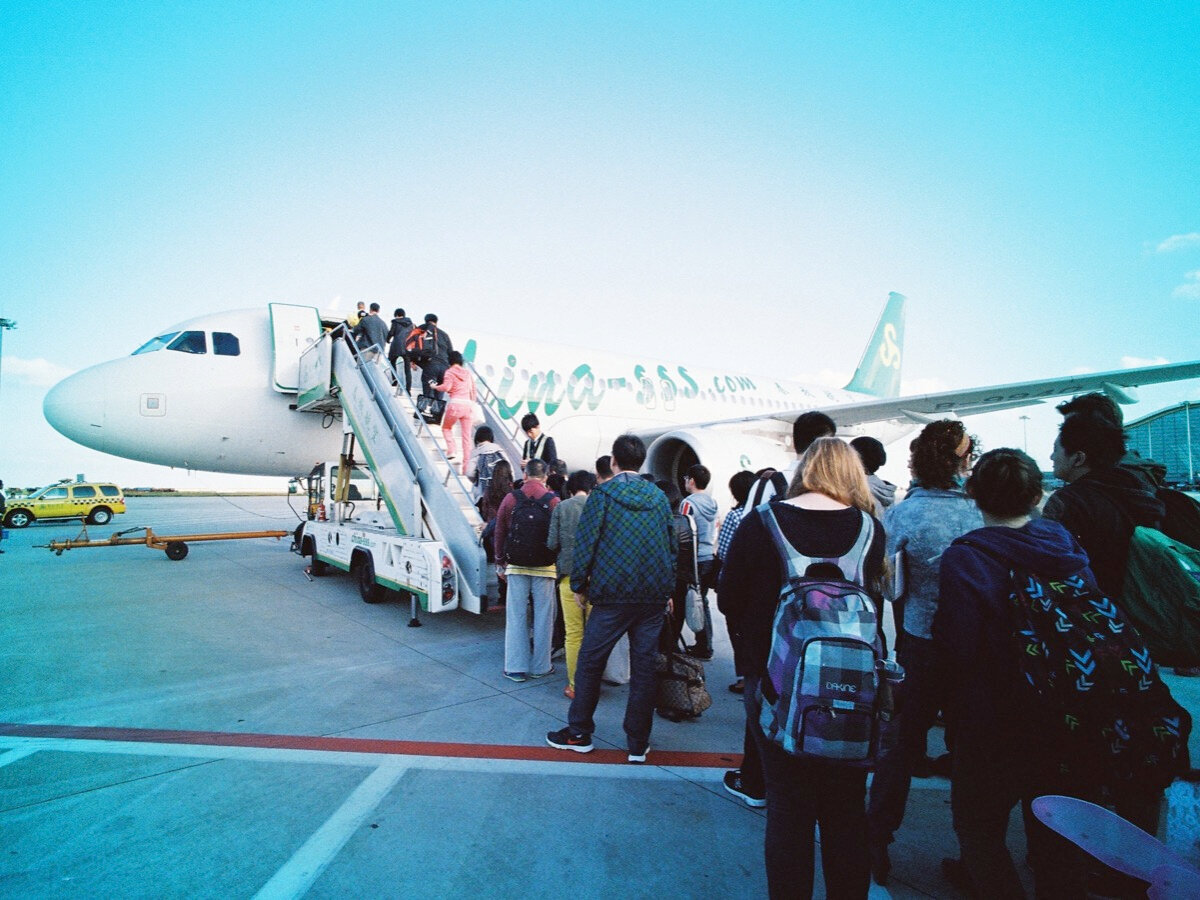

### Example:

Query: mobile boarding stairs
xmin=294 ymin=328 xmax=523 ymax=615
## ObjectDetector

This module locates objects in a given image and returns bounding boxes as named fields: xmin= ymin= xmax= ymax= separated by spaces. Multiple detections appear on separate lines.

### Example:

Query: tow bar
xmin=38 ymin=524 xmax=291 ymax=560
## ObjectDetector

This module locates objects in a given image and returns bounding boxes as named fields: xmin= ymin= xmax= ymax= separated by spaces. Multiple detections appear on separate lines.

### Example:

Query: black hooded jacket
xmin=1042 ymin=466 xmax=1164 ymax=597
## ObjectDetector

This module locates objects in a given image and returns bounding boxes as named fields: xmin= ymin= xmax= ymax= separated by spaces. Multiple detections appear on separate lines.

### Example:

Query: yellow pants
xmin=558 ymin=577 xmax=590 ymax=688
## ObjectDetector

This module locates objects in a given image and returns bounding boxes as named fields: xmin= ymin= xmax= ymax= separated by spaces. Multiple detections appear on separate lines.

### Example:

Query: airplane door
xmin=269 ymin=303 xmax=324 ymax=393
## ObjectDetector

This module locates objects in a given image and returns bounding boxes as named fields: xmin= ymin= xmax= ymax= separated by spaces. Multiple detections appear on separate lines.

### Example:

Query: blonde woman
xmin=719 ymin=437 xmax=885 ymax=900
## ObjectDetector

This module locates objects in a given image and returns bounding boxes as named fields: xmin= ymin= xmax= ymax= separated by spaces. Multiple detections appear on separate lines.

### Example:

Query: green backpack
xmin=1121 ymin=526 xmax=1200 ymax=668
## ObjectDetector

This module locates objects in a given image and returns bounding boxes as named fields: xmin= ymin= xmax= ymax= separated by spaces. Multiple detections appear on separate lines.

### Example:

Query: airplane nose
xmin=44 ymin=366 xmax=108 ymax=449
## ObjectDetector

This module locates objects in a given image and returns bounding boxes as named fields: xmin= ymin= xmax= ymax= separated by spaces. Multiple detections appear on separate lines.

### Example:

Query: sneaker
xmin=723 ymin=770 xmax=766 ymax=808
xmin=628 ymin=747 xmax=648 ymax=764
xmin=546 ymin=727 xmax=593 ymax=753
xmin=685 ymin=644 xmax=713 ymax=661
xmin=563 ymin=685 xmax=575 ymax=699
xmin=528 ymin=666 xmax=556 ymax=679
xmin=503 ymin=671 xmax=527 ymax=683
xmin=728 ymin=678 xmax=745 ymax=694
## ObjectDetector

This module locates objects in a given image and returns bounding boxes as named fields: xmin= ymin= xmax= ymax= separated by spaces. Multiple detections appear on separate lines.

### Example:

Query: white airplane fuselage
xmin=43 ymin=307 xmax=900 ymax=483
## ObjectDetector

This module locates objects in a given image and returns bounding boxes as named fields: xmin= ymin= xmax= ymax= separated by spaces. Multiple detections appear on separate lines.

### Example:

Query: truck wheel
xmin=165 ymin=541 xmax=189 ymax=561
xmin=356 ymin=554 xmax=385 ymax=604
xmin=303 ymin=538 xmax=328 ymax=576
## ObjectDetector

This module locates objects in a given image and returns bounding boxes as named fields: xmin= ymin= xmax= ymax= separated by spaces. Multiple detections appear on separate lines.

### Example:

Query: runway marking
xmin=0 ymin=722 xmax=741 ymax=769
xmin=252 ymin=764 xmax=408 ymax=900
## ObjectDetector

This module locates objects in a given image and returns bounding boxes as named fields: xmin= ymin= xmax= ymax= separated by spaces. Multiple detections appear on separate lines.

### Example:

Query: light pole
xmin=0 ymin=317 xmax=16 ymax=400
xmin=1019 ymin=415 xmax=1030 ymax=453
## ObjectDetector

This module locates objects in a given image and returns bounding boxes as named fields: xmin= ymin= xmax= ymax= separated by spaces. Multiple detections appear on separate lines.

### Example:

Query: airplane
xmin=43 ymin=294 xmax=1200 ymax=499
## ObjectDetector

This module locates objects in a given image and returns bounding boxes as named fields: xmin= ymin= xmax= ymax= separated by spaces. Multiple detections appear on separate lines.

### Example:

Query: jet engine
xmin=644 ymin=429 xmax=789 ymax=488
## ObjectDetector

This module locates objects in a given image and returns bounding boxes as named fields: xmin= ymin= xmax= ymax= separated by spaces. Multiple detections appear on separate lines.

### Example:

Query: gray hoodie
xmin=680 ymin=492 xmax=719 ymax=562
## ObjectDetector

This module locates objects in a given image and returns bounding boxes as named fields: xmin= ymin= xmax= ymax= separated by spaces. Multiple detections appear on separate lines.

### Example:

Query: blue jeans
xmin=568 ymin=603 xmax=664 ymax=754
xmin=503 ymin=573 xmax=557 ymax=676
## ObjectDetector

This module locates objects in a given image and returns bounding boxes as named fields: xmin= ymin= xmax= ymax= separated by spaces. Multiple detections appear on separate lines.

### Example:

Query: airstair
xmin=295 ymin=328 xmax=521 ymax=613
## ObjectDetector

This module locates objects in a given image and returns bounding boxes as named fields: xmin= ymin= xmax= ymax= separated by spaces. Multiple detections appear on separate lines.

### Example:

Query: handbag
xmin=656 ymin=625 xmax=713 ymax=721
xmin=471 ymin=401 xmax=486 ymax=427
xmin=416 ymin=395 xmax=446 ymax=425
xmin=684 ymin=585 xmax=705 ymax=633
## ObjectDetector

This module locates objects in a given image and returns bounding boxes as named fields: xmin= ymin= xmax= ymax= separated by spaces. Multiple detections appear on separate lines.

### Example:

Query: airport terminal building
xmin=1126 ymin=401 xmax=1199 ymax=487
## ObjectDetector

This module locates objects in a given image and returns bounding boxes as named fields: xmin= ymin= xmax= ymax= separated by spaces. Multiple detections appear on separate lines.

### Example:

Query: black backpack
xmin=966 ymin=541 xmax=1192 ymax=792
xmin=405 ymin=325 xmax=437 ymax=362
xmin=505 ymin=490 xmax=556 ymax=567
xmin=1158 ymin=487 xmax=1200 ymax=551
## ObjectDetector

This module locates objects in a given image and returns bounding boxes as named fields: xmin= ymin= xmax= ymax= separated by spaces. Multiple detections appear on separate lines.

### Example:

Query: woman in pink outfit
xmin=434 ymin=350 xmax=477 ymax=472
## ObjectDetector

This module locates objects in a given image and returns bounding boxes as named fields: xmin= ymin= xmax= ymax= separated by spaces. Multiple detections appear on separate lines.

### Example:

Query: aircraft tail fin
xmin=844 ymin=292 xmax=906 ymax=398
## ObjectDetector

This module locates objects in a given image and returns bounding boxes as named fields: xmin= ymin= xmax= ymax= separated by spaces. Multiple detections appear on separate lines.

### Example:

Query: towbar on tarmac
xmin=38 ymin=524 xmax=291 ymax=560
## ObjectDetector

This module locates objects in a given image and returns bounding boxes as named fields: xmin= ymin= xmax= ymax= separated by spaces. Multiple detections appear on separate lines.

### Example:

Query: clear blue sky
xmin=2 ymin=2 xmax=1198 ymax=491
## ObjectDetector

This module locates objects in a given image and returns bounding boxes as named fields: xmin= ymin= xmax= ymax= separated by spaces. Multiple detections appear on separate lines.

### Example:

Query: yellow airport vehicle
xmin=6 ymin=481 xmax=126 ymax=528
xmin=39 ymin=524 xmax=290 ymax=560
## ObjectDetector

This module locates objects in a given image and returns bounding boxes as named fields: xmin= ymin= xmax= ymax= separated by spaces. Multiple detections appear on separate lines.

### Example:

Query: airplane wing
xmin=826 ymin=359 xmax=1200 ymax=426
xmin=636 ymin=359 xmax=1200 ymax=435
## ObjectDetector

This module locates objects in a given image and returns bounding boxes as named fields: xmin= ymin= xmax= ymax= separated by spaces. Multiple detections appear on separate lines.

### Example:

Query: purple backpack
xmin=757 ymin=503 xmax=888 ymax=764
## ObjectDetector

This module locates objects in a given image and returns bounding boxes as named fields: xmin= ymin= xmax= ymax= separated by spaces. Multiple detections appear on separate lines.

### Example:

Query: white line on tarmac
xmin=252 ymin=764 xmax=408 ymax=900
xmin=0 ymin=747 xmax=38 ymax=767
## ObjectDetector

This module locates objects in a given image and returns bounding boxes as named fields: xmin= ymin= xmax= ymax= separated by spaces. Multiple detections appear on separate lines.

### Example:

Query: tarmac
xmin=1 ymin=495 xmax=1197 ymax=899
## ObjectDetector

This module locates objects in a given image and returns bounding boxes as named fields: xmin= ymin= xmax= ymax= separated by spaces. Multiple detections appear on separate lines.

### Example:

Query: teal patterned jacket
xmin=570 ymin=473 xmax=677 ymax=604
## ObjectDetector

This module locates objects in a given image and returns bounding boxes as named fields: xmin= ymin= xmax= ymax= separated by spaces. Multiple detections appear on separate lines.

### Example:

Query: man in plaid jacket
xmin=546 ymin=434 xmax=677 ymax=762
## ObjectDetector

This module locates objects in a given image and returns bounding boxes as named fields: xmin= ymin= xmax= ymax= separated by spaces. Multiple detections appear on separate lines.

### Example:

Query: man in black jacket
xmin=1044 ymin=412 xmax=1164 ymax=598
xmin=386 ymin=308 xmax=414 ymax=393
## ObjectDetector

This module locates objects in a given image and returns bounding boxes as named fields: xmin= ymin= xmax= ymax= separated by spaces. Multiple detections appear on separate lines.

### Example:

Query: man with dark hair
xmin=352 ymin=302 xmax=389 ymax=362
xmin=851 ymin=435 xmax=897 ymax=513
xmin=746 ymin=411 xmax=837 ymax=509
xmin=547 ymin=435 xmax=676 ymax=762
xmin=595 ymin=455 xmax=613 ymax=484
xmin=1056 ymin=392 xmax=1168 ymax=490
xmin=1044 ymin=413 xmax=1164 ymax=598
xmin=793 ymin=410 xmax=837 ymax=453
xmin=386 ymin=307 xmax=414 ymax=394
xmin=520 ymin=413 xmax=558 ymax=472
xmin=494 ymin=458 xmax=560 ymax=682
xmin=680 ymin=464 xmax=719 ymax=659
xmin=411 ymin=313 xmax=454 ymax=401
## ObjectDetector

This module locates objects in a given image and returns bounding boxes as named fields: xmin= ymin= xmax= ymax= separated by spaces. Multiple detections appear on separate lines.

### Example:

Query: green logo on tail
xmin=844 ymin=292 xmax=906 ymax=398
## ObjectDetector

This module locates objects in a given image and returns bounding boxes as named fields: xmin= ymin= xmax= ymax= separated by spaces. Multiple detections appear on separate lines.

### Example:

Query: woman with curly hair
xmin=866 ymin=420 xmax=983 ymax=885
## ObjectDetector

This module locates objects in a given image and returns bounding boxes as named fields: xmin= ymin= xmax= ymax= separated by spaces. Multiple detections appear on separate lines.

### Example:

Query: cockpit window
xmin=213 ymin=332 xmax=240 ymax=356
xmin=167 ymin=331 xmax=207 ymax=354
xmin=132 ymin=332 xmax=180 ymax=355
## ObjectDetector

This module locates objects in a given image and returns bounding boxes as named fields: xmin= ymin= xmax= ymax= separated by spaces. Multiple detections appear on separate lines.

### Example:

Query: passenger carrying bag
xmin=1119 ymin=526 xmax=1200 ymax=667
xmin=504 ymin=490 xmax=556 ymax=567
xmin=756 ymin=505 xmax=892 ymax=765
xmin=964 ymin=540 xmax=1192 ymax=793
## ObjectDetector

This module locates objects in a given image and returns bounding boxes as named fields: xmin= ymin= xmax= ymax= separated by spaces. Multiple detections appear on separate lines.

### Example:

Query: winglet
xmin=845 ymin=292 xmax=906 ymax=398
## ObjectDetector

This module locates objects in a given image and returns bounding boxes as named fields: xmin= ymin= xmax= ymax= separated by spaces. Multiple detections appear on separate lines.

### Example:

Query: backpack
xmin=965 ymin=541 xmax=1192 ymax=793
xmin=405 ymin=325 xmax=437 ymax=362
xmin=504 ymin=489 xmax=556 ymax=567
xmin=473 ymin=449 xmax=504 ymax=497
xmin=1158 ymin=487 xmax=1200 ymax=552
xmin=756 ymin=504 xmax=890 ymax=764
xmin=1119 ymin=526 xmax=1200 ymax=667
